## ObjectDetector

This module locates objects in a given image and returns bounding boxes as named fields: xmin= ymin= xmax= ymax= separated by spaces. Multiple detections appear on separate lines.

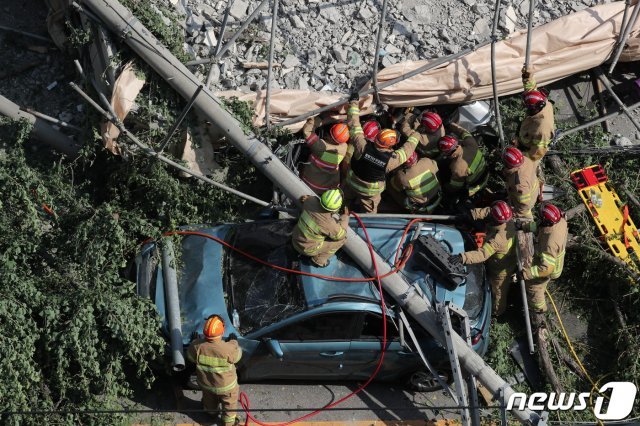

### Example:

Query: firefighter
xmin=438 ymin=122 xmax=489 ymax=199
xmin=300 ymin=116 xmax=350 ymax=195
xmin=342 ymin=119 xmax=380 ymax=179
xmin=187 ymin=315 xmax=242 ymax=426
xmin=503 ymin=146 xmax=540 ymax=220
xmin=291 ymin=188 xmax=350 ymax=267
xmin=519 ymin=202 xmax=568 ymax=316
xmin=399 ymin=110 xmax=445 ymax=159
xmin=344 ymin=99 xmax=419 ymax=213
xmin=518 ymin=67 xmax=555 ymax=161
xmin=388 ymin=151 xmax=442 ymax=213
xmin=450 ymin=201 xmax=516 ymax=316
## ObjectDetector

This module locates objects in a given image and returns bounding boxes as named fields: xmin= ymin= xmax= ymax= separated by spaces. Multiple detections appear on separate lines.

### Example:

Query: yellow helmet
xmin=320 ymin=189 xmax=343 ymax=212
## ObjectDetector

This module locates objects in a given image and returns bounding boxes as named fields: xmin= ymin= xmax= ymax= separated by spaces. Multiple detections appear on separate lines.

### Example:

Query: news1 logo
xmin=507 ymin=382 xmax=637 ymax=420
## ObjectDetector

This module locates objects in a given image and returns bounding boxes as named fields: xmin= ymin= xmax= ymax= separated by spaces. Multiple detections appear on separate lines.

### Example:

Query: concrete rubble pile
xmin=163 ymin=0 xmax=608 ymax=93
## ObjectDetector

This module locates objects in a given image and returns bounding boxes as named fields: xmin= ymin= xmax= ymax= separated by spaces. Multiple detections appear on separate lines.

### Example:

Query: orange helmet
xmin=376 ymin=129 xmax=398 ymax=148
xmin=330 ymin=123 xmax=350 ymax=144
xmin=203 ymin=315 xmax=225 ymax=340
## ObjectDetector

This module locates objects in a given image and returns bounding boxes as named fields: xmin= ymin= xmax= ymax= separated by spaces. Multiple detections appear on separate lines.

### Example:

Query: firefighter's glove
xmin=349 ymin=91 xmax=360 ymax=103
xmin=227 ymin=333 xmax=238 ymax=341
xmin=448 ymin=254 xmax=463 ymax=266
xmin=521 ymin=66 xmax=530 ymax=80
xmin=454 ymin=212 xmax=473 ymax=227
xmin=190 ymin=331 xmax=200 ymax=341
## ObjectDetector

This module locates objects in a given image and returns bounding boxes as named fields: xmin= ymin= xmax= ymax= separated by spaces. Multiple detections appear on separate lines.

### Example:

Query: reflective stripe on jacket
xmin=187 ymin=338 xmax=242 ymax=395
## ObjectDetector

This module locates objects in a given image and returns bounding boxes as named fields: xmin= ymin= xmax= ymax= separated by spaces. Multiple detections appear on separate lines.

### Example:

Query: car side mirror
xmin=264 ymin=338 xmax=284 ymax=360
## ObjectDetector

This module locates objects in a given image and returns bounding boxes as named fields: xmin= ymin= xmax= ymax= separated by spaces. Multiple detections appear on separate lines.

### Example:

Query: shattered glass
xmin=225 ymin=220 xmax=306 ymax=334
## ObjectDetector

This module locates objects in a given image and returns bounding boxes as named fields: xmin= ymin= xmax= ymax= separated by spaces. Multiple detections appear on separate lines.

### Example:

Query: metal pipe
xmin=523 ymin=0 xmax=536 ymax=70
xmin=595 ymin=67 xmax=640 ymax=133
xmin=264 ymin=0 xmax=279 ymax=130
xmin=370 ymin=0 xmax=389 ymax=106
xmin=490 ymin=0 xmax=505 ymax=147
xmin=0 ymin=24 xmax=53 ymax=44
xmin=618 ymin=0 xmax=633 ymax=48
xmin=186 ymin=0 xmax=270 ymax=66
xmin=157 ymin=85 xmax=203 ymax=154
xmin=21 ymin=107 xmax=83 ymax=132
xmin=213 ymin=0 xmax=235 ymax=57
xmin=0 ymin=94 xmax=80 ymax=156
xmin=515 ymin=231 xmax=535 ymax=355
xmin=608 ymin=0 xmax=640 ymax=75
xmin=274 ymin=38 xmax=493 ymax=128
xmin=555 ymin=100 xmax=640 ymax=140
xmin=160 ymin=239 xmax=185 ymax=372
xmin=80 ymin=3 xmax=537 ymax=422
xmin=69 ymin=82 xmax=274 ymax=209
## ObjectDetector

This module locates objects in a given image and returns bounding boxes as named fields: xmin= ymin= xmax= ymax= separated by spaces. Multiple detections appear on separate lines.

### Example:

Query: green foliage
xmin=65 ymin=19 xmax=92 ymax=48
xmin=0 ymin=116 xmax=258 ymax=424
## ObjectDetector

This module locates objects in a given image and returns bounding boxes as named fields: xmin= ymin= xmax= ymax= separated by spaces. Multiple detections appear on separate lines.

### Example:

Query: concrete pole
xmin=81 ymin=1 xmax=538 ymax=423
xmin=0 ymin=94 xmax=80 ymax=156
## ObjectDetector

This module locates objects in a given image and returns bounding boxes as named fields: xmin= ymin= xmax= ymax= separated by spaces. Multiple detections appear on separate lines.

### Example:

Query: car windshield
xmin=224 ymin=220 xmax=306 ymax=334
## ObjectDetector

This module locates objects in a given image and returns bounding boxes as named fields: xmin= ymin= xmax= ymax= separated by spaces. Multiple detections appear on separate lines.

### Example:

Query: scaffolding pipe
xmin=274 ymin=38 xmax=492 ymax=128
xmin=595 ymin=68 xmax=640 ymax=133
xmin=264 ymin=0 xmax=279 ymax=130
xmin=555 ymin=100 xmax=640 ymax=140
xmin=608 ymin=0 xmax=640 ymax=75
xmin=157 ymin=84 xmax=203 ymax=154
xmin=370 ymin=0 xmax=389 ymax=106
xmin=186 ymin=0 xmax=270 ymax=67
xmin=69 ymin=82 xmax=276 ymax=209
xmin=21 ymin=107 xmax=83 ymax=132
xmin=0 ymin=94 xmax=80 ymax=156
xmin=205 ymin=0 xmax=235 ymax=88
xmin=618 ymin=0 xmax=633 ymax=45
xmin=490 ymin=0 xmax=505 ymax=146
xmin=356 ymin=213 xmax=457 ymax=221
xmin=523 ymin=0 xmax=536 ymax=69
xmin=80 ymin=2 xmax=537 ymax=423
xmin=160 ymin=239 xmax=186 ymax=371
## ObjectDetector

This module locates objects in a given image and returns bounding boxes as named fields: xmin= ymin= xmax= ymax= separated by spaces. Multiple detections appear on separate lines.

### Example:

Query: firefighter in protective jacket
xmin=503 ymin=146 xmax=540 ymax=220
xmin=291 ymin=189 xmax=350 ymax=267
xmin=300 ymin=116 xmax=350 ymax=194
xmin=439 ymin=122 xmax=489 ymax=199
xmin=398 ymin=110 xmax=445 ymax=159
xmin=344 ymin=99 xmax=419 ymax=213
xmin=187 ymin=315 xmax=242 ymax=426
xmin=518 ymin=67 xmax=555 ymax=161
xmin=388 ymin=151 xmax=441 ymax=213
xmin=451 ymin=201 xmax=517 ymax=316
xmin=520 ymin=203 xmax=567 ymax=313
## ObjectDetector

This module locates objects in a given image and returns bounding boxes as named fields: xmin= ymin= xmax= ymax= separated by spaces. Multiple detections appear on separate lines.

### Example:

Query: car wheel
xmin=406 ymin=370 xmax=450 ymax=392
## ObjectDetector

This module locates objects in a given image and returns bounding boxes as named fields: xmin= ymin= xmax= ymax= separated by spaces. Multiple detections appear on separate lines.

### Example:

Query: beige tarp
xmin=218 ymin=2 xmax=640 ymax=132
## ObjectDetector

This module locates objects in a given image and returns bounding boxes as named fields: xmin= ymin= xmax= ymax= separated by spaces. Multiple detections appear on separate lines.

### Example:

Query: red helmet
xmin=362 ymin=120 xmax=381 ymax=142
xmin=539 ymin=203 xmax=563 ymax=225
xmin=502 ymin=146 xmax=525 ymax=169
xmin=420 ymin=112 xmax=443 ymax=133
xmin=438 ymin=135 xmax=459 ymax=155
xmin=522 ymin=90 xmax=547 ymax=112
xmin=490 ymin=201 xmax=513 ymax=224
xmin=405 ymin=151 xmax=419 ymax=167
xmin=376 ymin=129 xmax=398 ymax=148
xmin=330 ymin=123 xmax=350 ymax=144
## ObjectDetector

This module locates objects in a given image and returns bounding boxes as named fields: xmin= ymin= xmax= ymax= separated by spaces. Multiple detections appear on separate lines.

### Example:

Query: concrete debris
xmin=169 ymin=0 xmax=602 ymax=93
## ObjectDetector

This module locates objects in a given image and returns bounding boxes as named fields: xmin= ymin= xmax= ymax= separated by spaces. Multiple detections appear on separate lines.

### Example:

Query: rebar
xmin=274 ymin=38 xmax=492 ymax=128
xmin=371 ymin=0 xmax=389 ymax=106
xmin=490 ymin=0 xmax=505 ymax=147
xmin=608 ymin=0 xmax=640 ymax=75
xmin=157 ymin=85 xmax=203 ymax=154
xmin=595 ymin=67 xmax=640 ymax=133
xmin=265 ymin=0 xmax=279 ymax=130
xmin=523 ymin=0 xmax=536 ymax=69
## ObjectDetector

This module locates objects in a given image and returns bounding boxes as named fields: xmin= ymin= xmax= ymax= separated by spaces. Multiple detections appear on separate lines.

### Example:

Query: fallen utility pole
xmin=81 ymin=1 xmax=538 ymax=423
xmin=274 ymin=38 xmax=492 ymax=128
xmin=490 ymin=0 xmax=505 ymax=147
xmin=0 ymin=94 xmax=80 ymax=156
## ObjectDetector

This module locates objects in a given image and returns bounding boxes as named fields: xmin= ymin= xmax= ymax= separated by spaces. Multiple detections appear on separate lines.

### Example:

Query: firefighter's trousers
xmin=203 ymin=385 xmax=240 ymax=426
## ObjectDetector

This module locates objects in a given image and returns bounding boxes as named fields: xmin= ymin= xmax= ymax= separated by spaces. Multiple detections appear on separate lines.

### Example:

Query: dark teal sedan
xmin=136 ymin=217 xmax=491 ymax=390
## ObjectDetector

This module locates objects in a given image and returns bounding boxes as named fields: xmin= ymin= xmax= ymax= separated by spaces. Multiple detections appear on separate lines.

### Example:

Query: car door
xmin=344 ymin=311 xmax=420 ymax=380
xmin=242 ymin=311 xmax=359 ymax=380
